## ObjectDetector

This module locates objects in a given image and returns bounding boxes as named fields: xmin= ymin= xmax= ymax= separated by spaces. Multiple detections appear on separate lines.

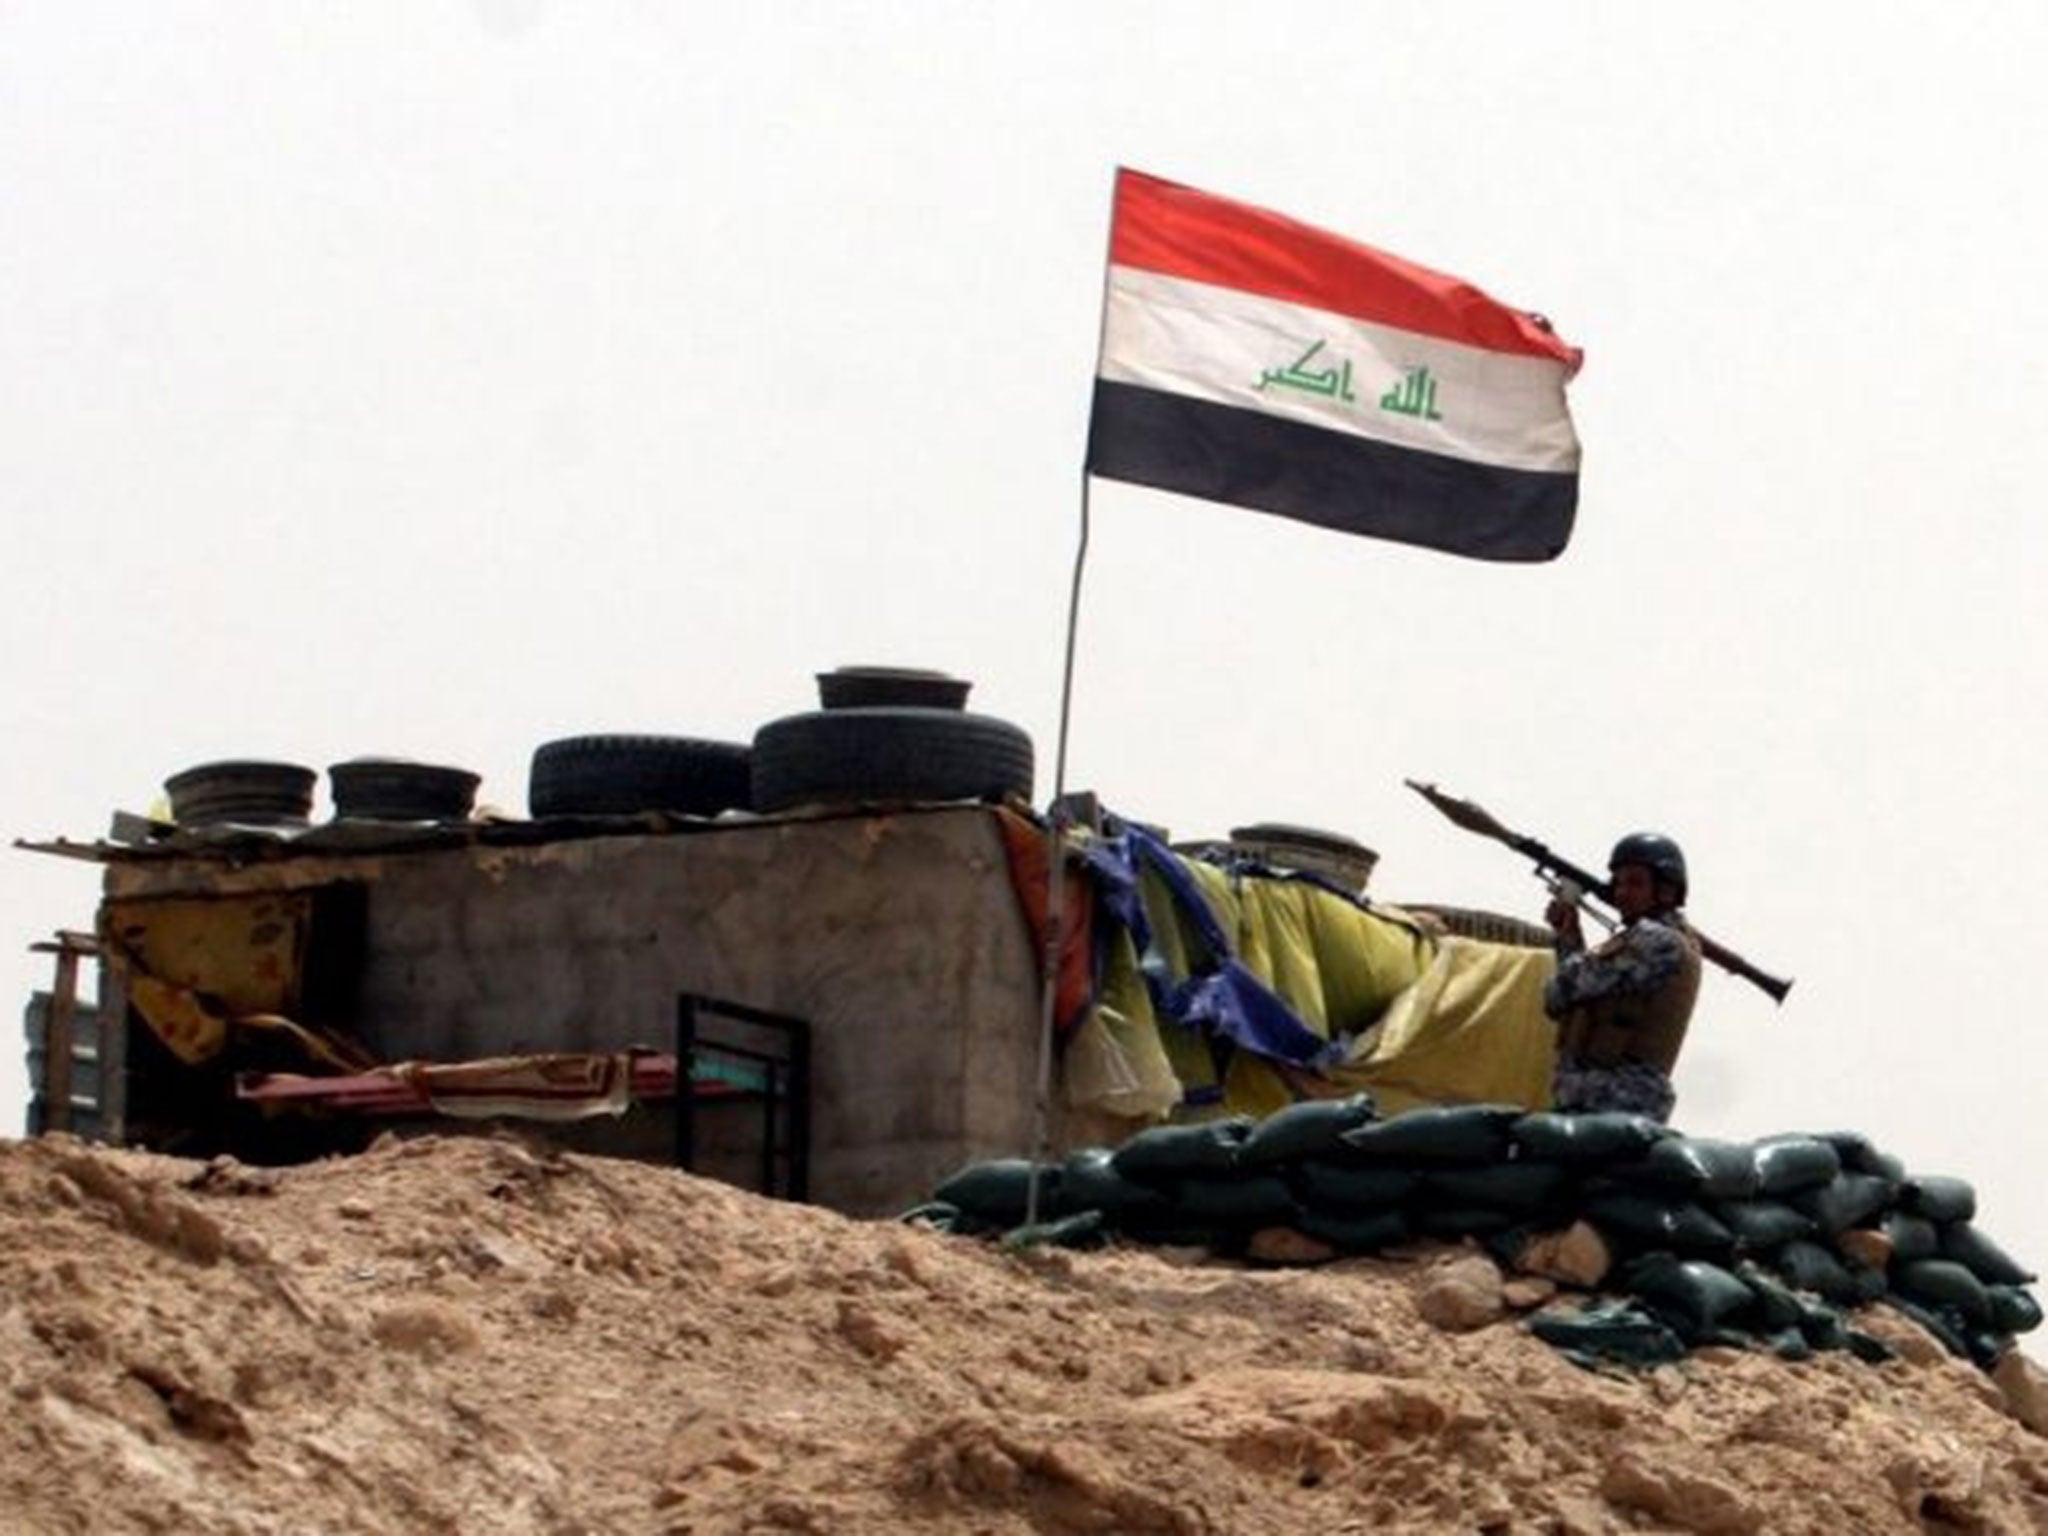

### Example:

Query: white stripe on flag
xmin=1098 ymin=267 xmax=1580 ymax=474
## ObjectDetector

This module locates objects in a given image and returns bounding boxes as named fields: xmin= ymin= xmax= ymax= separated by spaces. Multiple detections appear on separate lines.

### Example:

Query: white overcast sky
xmin=5 ymin=4 xmax=2046 ymax=1267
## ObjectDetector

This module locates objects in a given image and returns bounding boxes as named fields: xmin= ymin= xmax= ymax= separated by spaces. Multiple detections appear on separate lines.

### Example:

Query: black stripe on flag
xmin=1086 ymin=380 xmax=1576 ymax=563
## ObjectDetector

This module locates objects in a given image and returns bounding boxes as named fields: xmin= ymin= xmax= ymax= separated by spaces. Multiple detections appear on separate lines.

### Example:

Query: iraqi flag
xmin=1087 ymin=169 xmax=1583 ymax=562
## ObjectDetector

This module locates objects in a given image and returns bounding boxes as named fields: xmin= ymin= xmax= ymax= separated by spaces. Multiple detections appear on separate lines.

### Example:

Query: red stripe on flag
xmin=1110 ymin=169 xmax=1580 ymax=367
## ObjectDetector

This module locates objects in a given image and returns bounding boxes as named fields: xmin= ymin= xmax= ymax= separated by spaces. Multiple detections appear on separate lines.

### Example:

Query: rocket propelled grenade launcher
xmin=1404 ymin=779 xmax=1793 ymax=1005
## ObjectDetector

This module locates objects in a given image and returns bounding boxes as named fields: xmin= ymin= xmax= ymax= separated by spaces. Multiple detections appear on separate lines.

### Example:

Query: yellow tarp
xmin=1322 ymin=936 xmax=1559 ymax=1115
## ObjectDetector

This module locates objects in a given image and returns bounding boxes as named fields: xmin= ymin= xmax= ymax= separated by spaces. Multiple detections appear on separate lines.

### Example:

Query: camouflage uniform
xmin=1543 ymin=914 xmax=1700 ymax=1123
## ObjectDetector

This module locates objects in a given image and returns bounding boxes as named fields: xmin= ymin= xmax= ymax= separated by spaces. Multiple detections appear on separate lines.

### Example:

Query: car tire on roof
xmin=329 ymin=759 xmax=481 ymax=822
xmin=528 ymin=735 xmax=753 ymax=819
xmin=750 ymin=708 xmax=1034 ymax=813
xmin=163 ymin=760 xmax=318 ymax=828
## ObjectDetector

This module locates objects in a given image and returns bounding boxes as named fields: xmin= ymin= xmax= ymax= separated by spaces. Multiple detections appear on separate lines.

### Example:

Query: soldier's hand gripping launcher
xmin=1404 ymin=779 xmax=1793 ymax=1005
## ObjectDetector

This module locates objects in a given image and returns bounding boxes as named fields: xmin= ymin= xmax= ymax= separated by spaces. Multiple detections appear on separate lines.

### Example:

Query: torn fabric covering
xmin=391 ymin=1054 xmax=637 ymax=1121
xmin=1083 ymin=826 xmax=1339 ymax=1072
xmin=994 ymin=808 xmax=1097 ymax=1034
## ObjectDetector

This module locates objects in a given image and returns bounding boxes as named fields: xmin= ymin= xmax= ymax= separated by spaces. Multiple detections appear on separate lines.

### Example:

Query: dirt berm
xmin=5 ymin=1133 xmax=2048 ymax=1534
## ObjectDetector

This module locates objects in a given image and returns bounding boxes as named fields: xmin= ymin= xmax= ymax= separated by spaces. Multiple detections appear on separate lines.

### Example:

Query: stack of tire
xmin=750 ymin=667 xmax=1033 ymax=814
xmin=524 ymin=667 xmax=1033 ymax=821
xmin=163 ymin=761 xmax=318 ymax=829
xmin=918 ymin=1103 xmax=2041 ymax=1373
xmin=328 ymin=758 xmax=480 ymax=822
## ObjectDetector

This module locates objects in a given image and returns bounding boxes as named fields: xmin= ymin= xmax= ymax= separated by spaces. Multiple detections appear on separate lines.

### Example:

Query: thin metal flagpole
xmin=1024 ymin=171 xmax=1122 ymax=1228
xmin=1024 ymin=471 xmax=1092 ymax=1227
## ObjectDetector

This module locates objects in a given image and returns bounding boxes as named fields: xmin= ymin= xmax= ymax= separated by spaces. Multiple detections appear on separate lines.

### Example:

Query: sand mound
xmin=3 ymin=1133 xmax=2046 ymax=1534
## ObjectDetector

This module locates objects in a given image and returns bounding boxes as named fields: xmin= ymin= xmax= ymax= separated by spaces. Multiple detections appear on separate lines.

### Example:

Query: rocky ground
xmin=4 ymin=1132 xmax=2048 ymax=1535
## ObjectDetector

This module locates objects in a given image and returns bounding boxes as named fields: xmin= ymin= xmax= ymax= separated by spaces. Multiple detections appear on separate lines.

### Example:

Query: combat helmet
xmin=1609 ymin=832 xmax=1687 ymax=905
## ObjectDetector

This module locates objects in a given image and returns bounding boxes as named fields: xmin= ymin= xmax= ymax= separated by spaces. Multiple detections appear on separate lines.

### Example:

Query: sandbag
xmin=1750 ymin=1136 xmax=1842 ymax=1196
xmin=1528 ymin=1300 xmax=1688 ymax=1370
xmin=1060 ymin=1148 xmax=1176 ymax=1220
xmin=1732 ymin=1260 xmax=1809 ymax=1331
xmin=933 ymin=1159 xmax=1051 ymax=1224
xmin=1881 ymin=1211 xmax=1940 ymax=1263
xmin=1336 ymin=1104 xmax=1520 ymax=1166
xmin=1509 ymin=1111 xmax=1670 ymax=1165
xmin=1001 ymin=1209 xmax=1108 ymax=1251
xmin=1294 ymin=1160 xmax=1420 ymax=1211
xmin=1583 ymin=1193 xmax=1735 ymax=1256
xmin=1989 ymin=1285 xmax=2044 ymax=1335
xmin=1611 ymin=1137 xmax=1760 ymax=1201
xmin=1813 ymin=1130 xmax=1906 ymax=1183
xmin=1621 ymin=1254 xmax=1757 ymax=1343
xmin=1788 ymin=1173 xmax=1896 ymax=1234
xmin=1939 ymin=1222 xmax=2037 ymax=1286
xmin=1767 ymin=1328 xmax=1814 ymax=1361
xmin=1421 ymin=1162 xmax=1574 ymax=1214
xmin=1711 ymin=1199 xmax=1816 ymax=1253
xmin=1170 ymin=1174 xmax=1298 ymax=1229
xmin=1884 ymin=1295 xmax=1970 ymax=1359
xmin=1894 ymin=1259 xmax=1994 ymax=1328
xmin=1845 ymin=1329 xmax=1897 ymax=1364
xmin=1800 ymin=1306 xmax=1852 ymax=1353
xmin=1112 ymin=1118 xmax=1252 ymax=1181
xmin=1899 ymin=1175 xmax=1976 ymax=1224
xmin=1966 ymin=1328 xmax=2008 ymax=1371
xmin=1238 ymin=1093 xmax=1378 ymax=1168
xmin=1771 ymin=1239 xmax=1859 ymax=1303
xmin=1295 ymin=1206 xmax=1411 ymax=1254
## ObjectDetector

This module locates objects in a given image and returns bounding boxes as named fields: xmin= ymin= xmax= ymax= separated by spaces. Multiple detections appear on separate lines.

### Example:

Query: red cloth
xmin=994 ymin=808 xmax=1095 ymax=1035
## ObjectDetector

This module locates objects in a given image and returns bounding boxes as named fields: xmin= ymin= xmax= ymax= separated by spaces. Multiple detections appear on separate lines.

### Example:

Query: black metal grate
xmin=674 ymin=993 xmax=811 ymax=1201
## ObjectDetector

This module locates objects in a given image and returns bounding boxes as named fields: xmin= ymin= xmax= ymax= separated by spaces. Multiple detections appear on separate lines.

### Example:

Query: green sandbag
xmin=1295 ymin=1160 xmax=1420 ymax=1210
xmin=1421 ymin=1162 xmax=1574 ymax=1213
xmin=1989 ymin=1286 xmax=2043 ymax=1335
xmin=1528 ymin=1300 xmax=1689 ymax=1369
xmin=1611 ymin=1136 xmax=1760 ymax=1201
xmin=1620 ymin=1253 xmax=1758 ymax=1343
xmin=1170 ymin=1174 xmax=1298 ymax=1229
xmin=1800 ymin=1306 xmax=1852 ymax=1353
xmin=1939 ymin=1222 xmax=2037 ymax=1286
xmin=1583 ymin=1193 xmax=1735 ymax=1256
xmin=1296 ymin=1205 xmax=1411 ymax=1254
xmin=1733 ymin=1260 xmax=1808 ymax=1331
xmin=1845 ymin=1329 xmax=1897 ymax=1364
xmin=1770 ymin=1239 xmax=1859 ymax=1303
xmin=1750 ymin=1136 xmax=1842 ymax=1196
xmin=1966 ymin=1328 xmax=2007 ymax=1371
xmin=1899 ymin=1175 xmax=1976 ymax=1223
xmin=1711 ymin=1198 xmax=1816 ymax=1253
xmin=1509 ymin=1111 xmax=1671 ymax=1165
xmin=1767 ymin=1327 xmax=1814 ymax=1361
xmin=933 ymin=1159 xmax=1054 ymax=1223
xmin=1335 ymin=1104 xmax=1521 ymax=1166
xmin=1882 ymin=1211 xmax=1940 ymax=1262
xmin=1061 ymin=1148 xmax=1176 ymax=1220
xmin=1788 ymin=1173 xmax=1897 ymax=1234
xmin=1238 ymin=1093 xmax=1378 ymax=1167
xmin=1894 ymin=1258 xmax=1994 ymax=1327
xmin=1001 ymin=1209 xmax=1108 ymax=1251
xmin=1412 ymin=1205 xmax=1516 ymax=1240
xmin=1112 ymin=1118 xmax=1252 ymax=1182
xmin=1814 ymin=1130 xmax=1906 ymax=1182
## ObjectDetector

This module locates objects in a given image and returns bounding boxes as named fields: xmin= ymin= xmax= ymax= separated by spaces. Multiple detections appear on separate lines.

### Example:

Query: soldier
xmin=1541 ymin=832 xmax=1702 ymax=1122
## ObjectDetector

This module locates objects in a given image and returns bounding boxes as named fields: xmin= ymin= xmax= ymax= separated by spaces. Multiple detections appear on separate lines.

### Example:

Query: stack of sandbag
xmin=911 ymin=1102 xmax=2042 ymax=1373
